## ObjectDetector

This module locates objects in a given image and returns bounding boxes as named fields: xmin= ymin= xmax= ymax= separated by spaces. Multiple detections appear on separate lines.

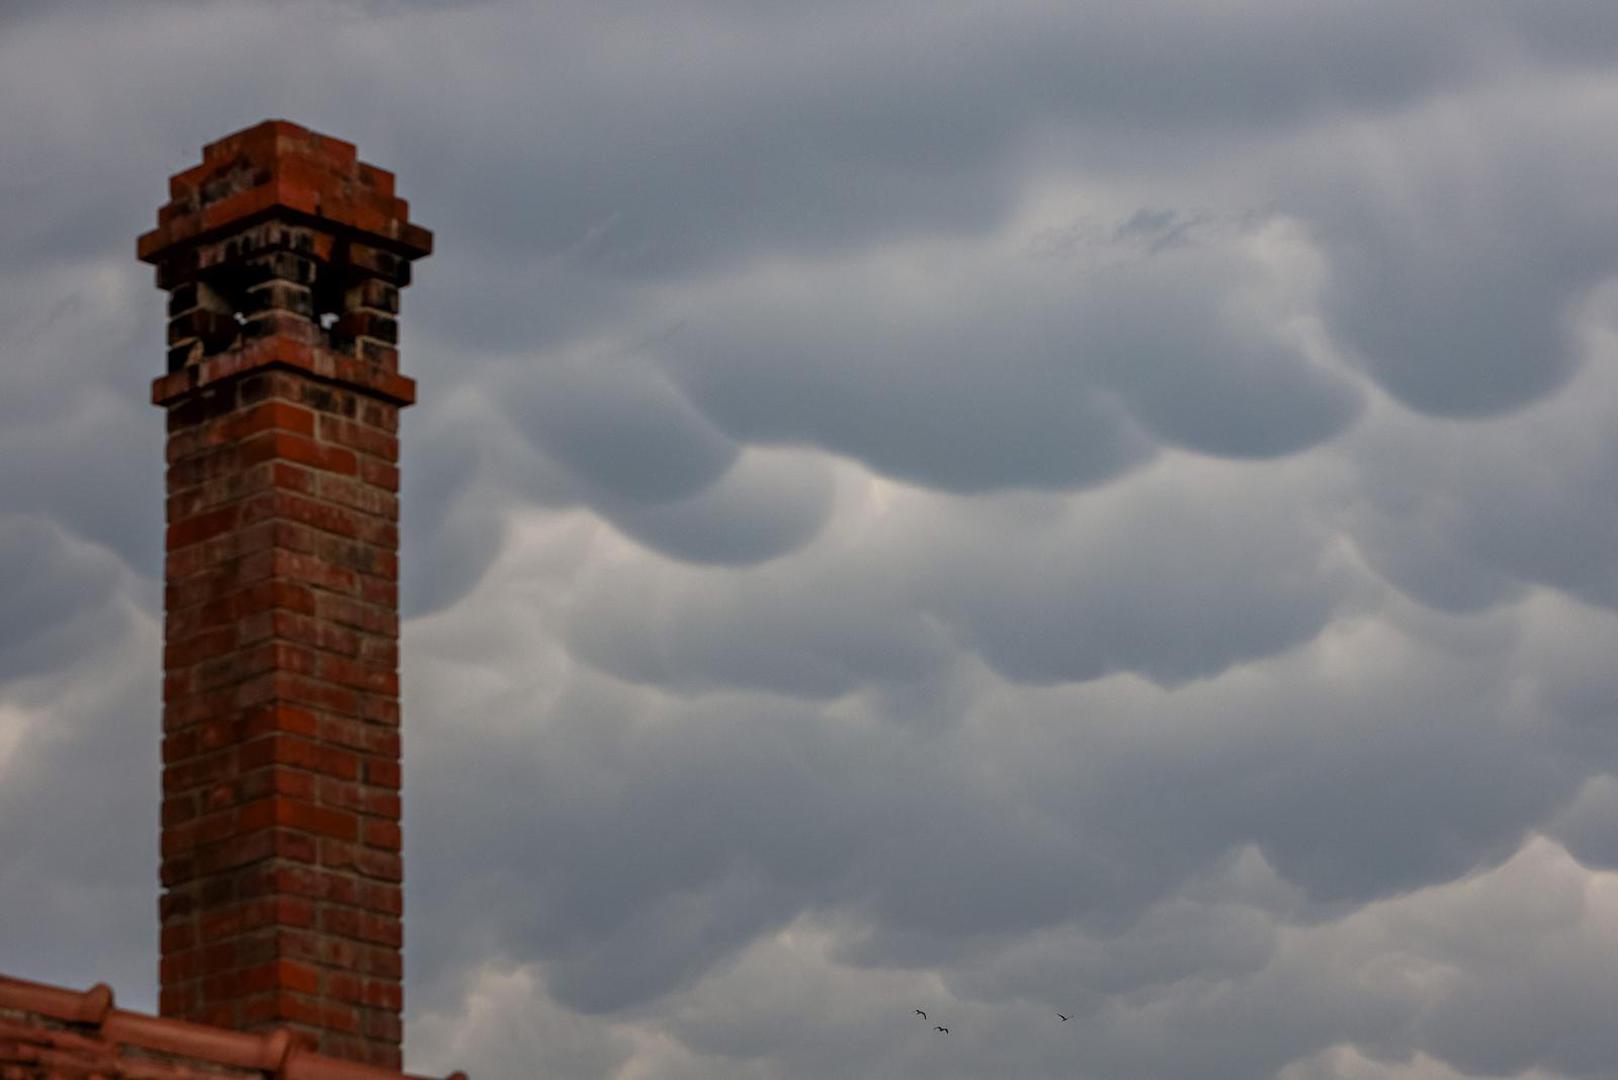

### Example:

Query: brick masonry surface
xmin=141 ymin=121 xmax=430 ymax=1070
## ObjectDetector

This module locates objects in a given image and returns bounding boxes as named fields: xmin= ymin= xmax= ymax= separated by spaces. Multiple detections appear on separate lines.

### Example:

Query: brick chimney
xmin=137 ymin=121 xmax=431 ymax=1069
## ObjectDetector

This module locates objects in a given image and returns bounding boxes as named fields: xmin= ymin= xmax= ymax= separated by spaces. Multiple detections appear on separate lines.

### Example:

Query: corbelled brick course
xmin=139 ymin=121 xmax=430 ymax=1070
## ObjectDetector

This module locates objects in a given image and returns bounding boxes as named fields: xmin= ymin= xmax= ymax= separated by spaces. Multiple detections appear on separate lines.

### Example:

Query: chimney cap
xmin=137 ymin=118 xmax=432 ymax=265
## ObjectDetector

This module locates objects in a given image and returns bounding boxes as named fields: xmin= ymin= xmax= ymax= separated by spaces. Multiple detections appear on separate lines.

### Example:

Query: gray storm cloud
xmin=7 ymin=3 xmax=1618 ymax=1079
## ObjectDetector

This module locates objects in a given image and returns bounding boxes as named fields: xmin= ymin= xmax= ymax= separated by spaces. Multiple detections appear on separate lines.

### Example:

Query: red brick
xmin=195 ymin=802 xmax=247 ymax=841
xmin=360 ymin=946 xmax=402 ymax=980
xmin=317 ymin=415 xmax=398 ymax=459
xmin=273 ymin=460 xmax=315 ymax=494
xmin=280 ymin=676 xmax=362 ymax=716
xmin=323 ymin=872 xmax=360 ymax=906
xmin=166 ymin=504 xmax=240 ymax=551
xmin=240 ymin=959 xmax=320 ymax=995
xmin=161 ymin=822 xmax=197 ymax=859
xmin=239 ymin=430 xmax=358 ymax=477
xmin=201 ymin=940 xmax=238 ymax=973
xmin=158 ymin=987 xmax=194 ymax=1016
xmin=162 ymin=749 xmax=236 ymax=795
xmin=359 ymin=458 xmax=400 ymax=492
xmin=321 ymin=1002 xmax=363 ymax=1034
xmin=163 ymin=625 xmax=239 ymax=670
xmin=162 ymin=730 xmax=198 ymax=764
xmin=271 ymin=551 xmax=359 ymax=596
xmin=354 ymin=518 xmax=398 ymax=549
xmin=359 ymin=979 xmax=402 ymax=1011
xmin=197 ymin=904 xmax=243 ymax=943
xmin=318 ymin=839 xmax=358 ymax=873
xmin=255 ymin=707 xmax=315 ymax=739
xmin=361 ymin=819 xmax=400 ymax=851
xmin=241 ymin=737 xmax=359 ymax=780
xmin=200 ymin=783 xmax=235 ymax=812
xmin=287 ymin=802 xmax=359 ymax=840
xmin=163 ymin=669 xmax=194 ymax=704
xmin=315 ymin=473 xmax=399 ymax=519
xmin=327 ymin=971 xmax=363 ymax=1004
xmin=321 ymin=906 xmax=361 ymax=941
xmin=311 ymin=933 xmax=362 ymax=971
xmin=359 ymin=788 xmax=401 ymax=820
xmin=200 ymin=1001 xmax=238 ymax=1030
xmin=235 ymin=400 xmax=316 ymax=439
xmin=358 ymin=695 xmax=400 ymax=727
xmin=160 ymin=923 xmax=195 ymax=954
xmin=161 ymin=794 xmax=198 ymax=827
xmin=155 ymin=126 xmax=418 ymax=1064
xmin=317 ymin=655 xmax=396 ymax=695
xmin=165 ymin=688 xmax=236 ymax=732
xmin=199 ymin=877 xmax=235 ymax=907
xmin=270 ymin=990 xmax=328 ymax=1028
xmin=357 ymin=636 xmax=398 ymax=669
xmin=355 ymin=913 xmax=402 ymax=947
xmin=353 ymin=848 xmax=402 ymax=883
xmin=161 ymin=856 xmax=196 ymax=888
xmin=357 ymin=882 xmax=402 ymax=917
xmin=316 ymin=594 xmax=394 ymax=636
xmin=362 ymin=760 xmax=400 ymax=789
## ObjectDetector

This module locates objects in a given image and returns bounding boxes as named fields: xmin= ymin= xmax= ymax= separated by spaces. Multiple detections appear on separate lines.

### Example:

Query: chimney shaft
xmin=139 ymin=121 xmax=430 ymax=1069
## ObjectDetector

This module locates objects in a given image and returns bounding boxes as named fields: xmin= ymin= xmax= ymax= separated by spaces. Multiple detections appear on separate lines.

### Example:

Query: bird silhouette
xmin=934 ymin=1026 xmax=950 ymax=1034
xmin=1058 ymin=1013 xmax=1070 ymax=1022
xmin=915 ymin=1009 xmax=927 ymax=1020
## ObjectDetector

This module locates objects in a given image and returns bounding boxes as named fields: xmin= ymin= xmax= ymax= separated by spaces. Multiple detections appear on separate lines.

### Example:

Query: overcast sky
xmin=7 ymin=2 xmax=1618 ymax=1077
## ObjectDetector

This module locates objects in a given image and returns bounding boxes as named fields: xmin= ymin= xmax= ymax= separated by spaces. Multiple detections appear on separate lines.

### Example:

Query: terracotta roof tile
xmin=0 ymin=974 xmax=464 ymax=1080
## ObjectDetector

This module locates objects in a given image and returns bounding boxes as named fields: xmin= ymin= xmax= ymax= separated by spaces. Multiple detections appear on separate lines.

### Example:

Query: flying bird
xmin=934 ymin=1026 xmax=950 ymax=1034
xmin=1058 ymin=1013 xmax=1070 ymax=1022
xmin=914 ymin=1010 xmax=927 ymax=1019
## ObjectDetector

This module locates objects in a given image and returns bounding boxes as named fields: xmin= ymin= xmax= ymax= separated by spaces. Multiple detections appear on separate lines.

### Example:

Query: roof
xmin=0 ymin=973 xmax=464 ymax=1080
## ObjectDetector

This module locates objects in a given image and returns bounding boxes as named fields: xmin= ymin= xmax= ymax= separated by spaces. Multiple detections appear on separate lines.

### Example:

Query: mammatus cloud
xmin=7 ymin=3 xmax=1618 ymax=1079
xmin=1288 ymin=79 xmax=1618 ymax=418
xmin=648 ymin=210 xmax=1358 ymax=493
xmin=407 ymin=838 xmax=1618 ymax=1080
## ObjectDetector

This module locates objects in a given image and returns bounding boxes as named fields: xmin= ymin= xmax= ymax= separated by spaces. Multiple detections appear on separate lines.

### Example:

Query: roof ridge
xmin=0 ymin=973 xmax=465 ymax=1080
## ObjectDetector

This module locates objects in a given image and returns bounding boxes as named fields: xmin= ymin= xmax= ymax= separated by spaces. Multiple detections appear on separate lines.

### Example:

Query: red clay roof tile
xmin=0 ymin=974 xmax=464 ymax=1080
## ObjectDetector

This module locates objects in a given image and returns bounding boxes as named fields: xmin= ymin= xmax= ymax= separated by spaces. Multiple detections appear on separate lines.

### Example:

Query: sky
xmin=4 ymin=2 xmax=1618 ymax=1077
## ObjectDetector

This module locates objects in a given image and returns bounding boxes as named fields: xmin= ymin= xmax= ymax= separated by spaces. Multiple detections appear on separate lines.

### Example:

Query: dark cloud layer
xmin=7 ymin=3 xmax=1618 ymax=1079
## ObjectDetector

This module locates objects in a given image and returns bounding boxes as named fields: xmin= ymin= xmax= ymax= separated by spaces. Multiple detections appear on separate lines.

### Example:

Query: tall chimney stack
xmin=138 ymin=120 xmax=431 ymax=1069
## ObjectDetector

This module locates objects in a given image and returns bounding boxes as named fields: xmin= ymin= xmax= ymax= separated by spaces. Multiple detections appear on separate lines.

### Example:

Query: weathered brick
xmin=154 ymin=122 xmax=418 ymax=1064
xmin=360 ymin=819 xmax=400 ymax=851
xmin=327 ymin=971 xmax=364 ymax=1004
xmin=315 ymin=472 xmax=399 ymax=519
xmin=355 ymin=913 xmax=402 ymax=947
xmin=320 ymin=906 xmax=361 ymax=941
xmin=353 ymin=848 xmax=403 ymax=884
xmin=357 ymin=574 xmax=398 ymax=608
xmin=359 ymin=945 xmax=402 ymax=980
xmin=239 ymin=703 xmax=320 ymax=739
xmin=357 ymin=882 xmax=403 ymax=917
xmin=317 ymin=414 xmax=398 ymax=459
xmin=166 ymin=505 xmax=240 ymax=550
xmin=323 ymin=718 xmax=399 ymax=757
xmin=238 ymin=735 xmax=359 ymax=781
xmin=241 ymin=430 xmax=359 ymax=477
xmin=362 ymin=759 xmax=401 ymax=790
